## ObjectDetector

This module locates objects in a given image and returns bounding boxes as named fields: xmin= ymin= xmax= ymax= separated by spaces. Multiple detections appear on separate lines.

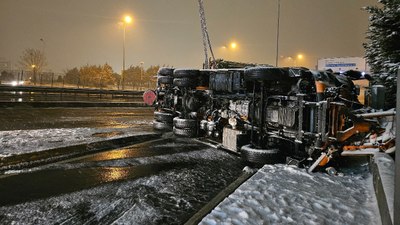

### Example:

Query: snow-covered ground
xmin=0 ymin=107 xmax=388 ymax=224
xmin=0 ymin=127 xmax=153 ymax=157
xmin=0 ymin=107 xmax=155 ymax=157
xmin=0 ymin=139 xmax=244 ymax=225
xmin=201 ymin=163 xmax=381 ymax=225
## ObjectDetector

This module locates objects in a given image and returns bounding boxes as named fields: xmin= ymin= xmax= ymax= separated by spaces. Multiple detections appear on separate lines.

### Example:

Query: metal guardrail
xmin=0 ymin=85 xmax=146 ymax=105
xmin=0 ymin=85 xmax=144 ymax=96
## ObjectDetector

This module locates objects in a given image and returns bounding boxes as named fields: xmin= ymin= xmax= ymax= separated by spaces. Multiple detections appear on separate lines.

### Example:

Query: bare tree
xmin=19 ymin=48 xmax=47 ymax=85
xmin=19 ymin=48 xmax=47 ymax=71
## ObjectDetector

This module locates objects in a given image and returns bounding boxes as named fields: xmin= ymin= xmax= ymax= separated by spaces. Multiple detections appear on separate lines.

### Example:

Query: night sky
xmin=0 ymin=0 xmax=377 ymax=73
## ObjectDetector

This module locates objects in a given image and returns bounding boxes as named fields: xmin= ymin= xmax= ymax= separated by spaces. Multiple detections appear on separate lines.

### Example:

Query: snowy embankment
xmin=0 ymin=127 xmax=153 ymax=157
xmin=201 ymin=163 xmax=380 ymax=225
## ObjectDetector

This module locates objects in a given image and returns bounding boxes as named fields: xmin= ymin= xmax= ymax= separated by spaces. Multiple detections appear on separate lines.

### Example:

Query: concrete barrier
xmin=371 ymin=153 xmax=395 ymax=225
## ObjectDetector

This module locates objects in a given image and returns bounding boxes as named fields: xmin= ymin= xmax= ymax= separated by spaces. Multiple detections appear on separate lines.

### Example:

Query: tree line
xmin=63 ymin=64 xmax=160 ymax=90
xmin=14 ymin=48 xmax=161 ymax=89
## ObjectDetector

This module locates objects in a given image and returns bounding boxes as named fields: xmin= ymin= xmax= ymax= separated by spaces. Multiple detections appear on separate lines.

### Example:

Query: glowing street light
xmin=222 ymin=41 xmax=238 ymax=50
xmin=297 ymin=54 xmax=303 ymax=60
xmin=124 ymin=15 xmax=132 ymax=24
xmin=296 ymin=54 xmax=305 ymax=66
xmin=220 ymin=41 xmax=239 ymax=61
xmin=121 ymin=14 xmax=133 ymax=90
xmin=31 ymin=64 xmax=37 ymax=85
xmin=280 ymin=54 xmax=305 ymax=67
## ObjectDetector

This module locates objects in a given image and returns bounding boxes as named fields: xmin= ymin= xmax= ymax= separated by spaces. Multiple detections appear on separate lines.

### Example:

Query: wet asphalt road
xmin=0 ymin=107 xmax=244 ymax=224
xmin=0 ymin=137 xmax=244 ymax=224
xmin=0 ymin=107 xmax=154 ymax=131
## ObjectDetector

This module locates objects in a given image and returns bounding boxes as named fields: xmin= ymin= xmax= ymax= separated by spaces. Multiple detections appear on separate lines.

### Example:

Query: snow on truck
xmin=143 ymin=66 xmax=395 ymax=172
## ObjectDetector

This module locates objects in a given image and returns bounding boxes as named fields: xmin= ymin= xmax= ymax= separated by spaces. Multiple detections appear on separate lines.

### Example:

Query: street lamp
xmin=297 ymin=54 xmax=303 ymax=60
xmin=31 ymin=64 xmax=37 ymax=85
xmin=140 ymin=62 xmax=144 ymax=80
xmin=222 ymin=41 xmax=238 ymax=50
xmin=221 ymin=41 xmax=238 ymax=61
xmin=280 ymin=54 xmax=304 ymax=67
xmin=296 ymin=54 xmax=304 ymax=66
xmin=121 ymin=15 xmax=133 ymax=90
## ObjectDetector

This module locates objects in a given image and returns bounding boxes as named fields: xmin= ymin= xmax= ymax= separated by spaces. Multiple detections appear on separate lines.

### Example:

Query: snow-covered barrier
xmin=371 ymin=153 xmax=395 ymax=225
xmin=0 ymin=133 xmax=159 ymax=172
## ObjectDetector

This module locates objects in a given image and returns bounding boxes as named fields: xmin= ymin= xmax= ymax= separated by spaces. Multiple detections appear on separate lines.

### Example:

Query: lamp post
xmin=31 ymin=64 xmax=37 ymax=85
xmin=121 ymin=15 xmax=132 ymax=90
xmin=140 ymin=62 xmax=144 ymax=80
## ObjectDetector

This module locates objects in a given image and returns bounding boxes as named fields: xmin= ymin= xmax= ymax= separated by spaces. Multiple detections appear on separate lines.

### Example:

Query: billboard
xmin=317 ymin=57 xmax=369 ymax=73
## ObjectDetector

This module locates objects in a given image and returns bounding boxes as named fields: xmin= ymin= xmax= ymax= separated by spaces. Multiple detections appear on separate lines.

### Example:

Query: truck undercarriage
xmin=144 ymin=66 xmax=395 ymax=172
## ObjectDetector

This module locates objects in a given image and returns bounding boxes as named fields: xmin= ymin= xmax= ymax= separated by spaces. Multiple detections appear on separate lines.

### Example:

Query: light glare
xmin=124 ymin=15 xmax=132 ymax=24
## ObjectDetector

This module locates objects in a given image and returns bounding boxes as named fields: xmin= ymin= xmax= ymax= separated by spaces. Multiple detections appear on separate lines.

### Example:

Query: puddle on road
xmin=0 ymin=162 xmax=193 ymax=207
xmin=0 ymin=138 xmax=210 ymax=207
xmin=72 ymin=138 xmax=205 ymax=163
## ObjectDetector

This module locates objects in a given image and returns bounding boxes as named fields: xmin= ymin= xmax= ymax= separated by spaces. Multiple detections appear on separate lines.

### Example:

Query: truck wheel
xmin=173 ymin=78 xmax=197 ymax=87
xmin=173 ymin=127 xmax=197 ymax=137
xmin=154 ymin=111 xmax=174 ymax=123
xmin=158 ymin=67 xmax=174 ymax=76
xmin=173 ymin=69 xmax=200 ymax=78
xmin=157 ymin=76 xmax=173 ymax=85
xmin=240 ymin=144 xmax=283 ymax=165
xmin=244 ymin=67 xmax=286 ymax=81
xmin=173 ymin=117 xmax=197 ymax=129
xmin=153 ymin=120 xmax=173 ymax=131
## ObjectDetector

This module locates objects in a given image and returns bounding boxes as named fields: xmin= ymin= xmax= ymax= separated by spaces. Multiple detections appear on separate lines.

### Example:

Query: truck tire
xmin=158 ymin=67 xmax=174 ymax=76
xmin=157 ymin=76 xmax=173 ymax=85
xmin=244 ymin=67 xmax=286 ymax=81
xmin=153 ymin=120 xmax=173 ymax=131
xmin=240 ymin=144 xmax=283 ymax=165
xmin=173 ymin=78 xmax=197 ymax=87
xmin=173 ymin=117 xmax=197 ymax=129
xmin=173 ymin=127 xmax=197 ymax=137
xmin=173 ymin=69 xmax=200 ymax=78
xmin=154 ymin=111 xmax=174 ymax=122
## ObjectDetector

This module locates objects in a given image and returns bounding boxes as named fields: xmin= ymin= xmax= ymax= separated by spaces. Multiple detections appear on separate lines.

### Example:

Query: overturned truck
xmin=144 ymin=67 xmax=394 ymax=171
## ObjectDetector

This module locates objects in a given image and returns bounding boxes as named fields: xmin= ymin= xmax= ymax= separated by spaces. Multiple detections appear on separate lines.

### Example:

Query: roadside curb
xmin=371 ymin=153 xmax=395 ymax=225
xmin=0 ymin=101 xmax=147 ymax=108
xmin=0 ymin=133 xmax=159 ymax=172
xmin=185 ymin=168 xmax=256 ymax=225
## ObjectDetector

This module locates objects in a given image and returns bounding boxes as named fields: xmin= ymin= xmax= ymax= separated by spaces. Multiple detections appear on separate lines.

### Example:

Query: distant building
xmin=317 ymin=57 xmax=369 ymax=73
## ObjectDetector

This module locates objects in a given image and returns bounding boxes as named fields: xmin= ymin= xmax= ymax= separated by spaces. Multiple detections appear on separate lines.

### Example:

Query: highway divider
xmin=0 ymin=133 xmax=159 ymax=172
